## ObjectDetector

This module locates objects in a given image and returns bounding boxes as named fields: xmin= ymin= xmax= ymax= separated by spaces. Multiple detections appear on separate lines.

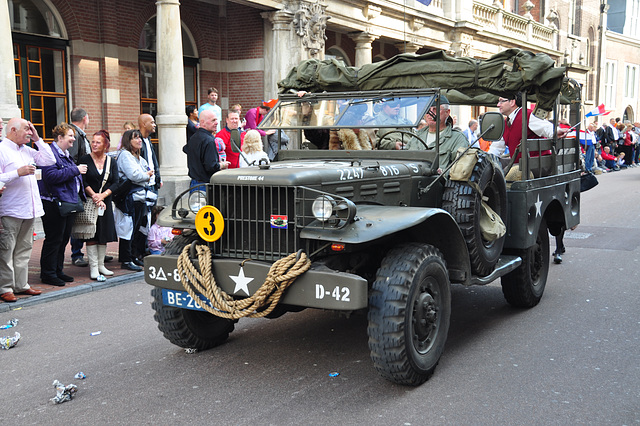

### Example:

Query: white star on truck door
xmin=230 ymin=267 xmax=254 ymax=296
xmin=534 ymin=195 xmax=542 ymax=217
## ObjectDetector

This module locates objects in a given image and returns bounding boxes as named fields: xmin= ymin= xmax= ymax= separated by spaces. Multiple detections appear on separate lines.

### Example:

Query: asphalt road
xmin=1 ymin=168 xmax=639 ymax=425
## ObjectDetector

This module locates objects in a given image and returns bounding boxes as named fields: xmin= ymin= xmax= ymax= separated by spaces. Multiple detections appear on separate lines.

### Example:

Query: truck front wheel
xmin=368 ymin=243 xmax=451 ymax=386
xmin=501 ymin=219 xmax=550 ymax=308
xmin=151 ymin=230 xmax=235 ymax=350
xmin=152 ymin=287 xmax=235 ymax=350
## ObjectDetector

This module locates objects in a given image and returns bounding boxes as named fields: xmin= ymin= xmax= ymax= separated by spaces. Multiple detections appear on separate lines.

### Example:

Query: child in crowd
xmin=215 ymin=136 xmax=227 ymax=162
xmin=239 ymin=129 xmax=270 ymax=167
xmin=616 ymin=152 xmax=628 ymax=169
xmin=148 ymin=206 xmax=173 ymax=255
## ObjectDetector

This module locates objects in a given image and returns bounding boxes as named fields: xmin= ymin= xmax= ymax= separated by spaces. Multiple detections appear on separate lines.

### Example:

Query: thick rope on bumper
xmin=176 ymin=244 xmax=311 ymax=319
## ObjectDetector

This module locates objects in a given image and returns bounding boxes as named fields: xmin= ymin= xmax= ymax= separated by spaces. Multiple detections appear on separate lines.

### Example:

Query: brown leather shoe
xmin=0 ymin=292 xmax=18 ymax=303
xmin=17 ymin=288 xmax=42 ymax=296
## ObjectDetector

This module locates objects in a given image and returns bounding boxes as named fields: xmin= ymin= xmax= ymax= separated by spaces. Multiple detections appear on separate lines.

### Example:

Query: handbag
xmin=580 ymin=171 xmax=598 ymax=192
xmin=72 ymin=156 xmax=111 ymax=239
xmin=56 ymin=199 xmax=84 ymax=217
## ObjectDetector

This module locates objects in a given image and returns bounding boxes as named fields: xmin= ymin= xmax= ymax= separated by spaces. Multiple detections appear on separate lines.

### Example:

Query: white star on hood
xmin=229 ymin=267 xmax=254 ymax=296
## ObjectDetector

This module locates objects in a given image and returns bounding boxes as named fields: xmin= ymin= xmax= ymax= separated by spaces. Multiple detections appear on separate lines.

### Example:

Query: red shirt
xmin=601 ymin=149 xmax=616 ymax=161
xmin=216 ymin=127 xmax=245 ymax=169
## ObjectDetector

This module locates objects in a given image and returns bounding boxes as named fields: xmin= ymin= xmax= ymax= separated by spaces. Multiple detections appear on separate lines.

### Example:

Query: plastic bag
xmin=114 ymin=207 xmax=133 ymax=240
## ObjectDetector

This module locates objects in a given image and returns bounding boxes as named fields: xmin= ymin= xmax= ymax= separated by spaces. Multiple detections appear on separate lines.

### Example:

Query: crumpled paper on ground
xmin=50 ymin=380 xmax=78 ymax=404
xmin=0 ymin=332 xmax=20 ymax=349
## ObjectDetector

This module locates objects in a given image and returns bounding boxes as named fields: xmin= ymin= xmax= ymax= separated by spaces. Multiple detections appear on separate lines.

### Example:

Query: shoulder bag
xmin=72 ymin=156 xmax=111 ymax=239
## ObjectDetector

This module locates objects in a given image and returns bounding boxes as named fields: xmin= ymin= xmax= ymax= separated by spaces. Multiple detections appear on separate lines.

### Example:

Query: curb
xmin=0 ymin=272 xmax=144 ymax=313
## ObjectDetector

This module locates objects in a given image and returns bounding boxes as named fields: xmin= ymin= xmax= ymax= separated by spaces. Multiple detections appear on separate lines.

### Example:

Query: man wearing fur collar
xmin=406 ymin=96 xmax=468 ymax=170
xmin=329 ymin=129 xmax=372 ymax=150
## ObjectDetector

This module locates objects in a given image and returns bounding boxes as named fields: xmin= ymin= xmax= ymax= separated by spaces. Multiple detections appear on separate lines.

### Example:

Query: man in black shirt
xmin=184 ymin=110 xmax=229 ymax=186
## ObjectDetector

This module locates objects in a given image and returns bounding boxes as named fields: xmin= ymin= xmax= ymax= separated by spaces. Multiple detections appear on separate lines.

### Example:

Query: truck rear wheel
xmin=368 ymin=243 xmax=451 ymax=386
xmin=443 ymin=152 xmax=507 ymax=276
xmin=501 ymin=219 xmax=550 ymax=308
xmin=151 ymin=230 xmax=235 ymax=350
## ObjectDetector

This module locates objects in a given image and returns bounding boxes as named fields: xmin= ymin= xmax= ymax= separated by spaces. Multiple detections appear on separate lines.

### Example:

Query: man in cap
xmin=375 ymin=99 xmax=413 ymax=150
xmin=405 ymin=95 xmax=468 ymax=171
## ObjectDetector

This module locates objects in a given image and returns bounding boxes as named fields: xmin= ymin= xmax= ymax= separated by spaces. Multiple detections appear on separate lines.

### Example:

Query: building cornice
xmin=605 ymin=30 xmax=640 ymax=49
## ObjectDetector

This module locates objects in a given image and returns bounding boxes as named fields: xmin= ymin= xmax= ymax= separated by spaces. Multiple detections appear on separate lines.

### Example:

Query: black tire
xmin=368 ymin=243 xmax=451 ymax=386
xmin=443 ymin=152 xmax=507 ymax=276
xmin=151 ymin=229 xmax=235 ymax=350
xmin=501 ymin=219 xmax=550 ymax=308
xmin=164 ymin=229 xmax=201 ymax=255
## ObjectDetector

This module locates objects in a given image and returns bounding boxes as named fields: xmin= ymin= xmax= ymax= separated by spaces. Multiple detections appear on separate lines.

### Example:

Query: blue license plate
xmin=162 ymin=289 xmax=211 ymax=312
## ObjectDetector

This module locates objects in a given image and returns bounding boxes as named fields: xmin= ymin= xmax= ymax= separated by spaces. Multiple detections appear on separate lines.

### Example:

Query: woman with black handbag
xmin=114 ymin=129 xmax=154 ymax=271
xmin=38 ymin=123 xmax=87 ymax=286
xmin=78 ymin=130 xmax=121 ymax=281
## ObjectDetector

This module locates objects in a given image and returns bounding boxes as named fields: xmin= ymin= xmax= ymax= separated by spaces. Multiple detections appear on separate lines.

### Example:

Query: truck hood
xmin=211 ymin=158 xmax=430 ymax=187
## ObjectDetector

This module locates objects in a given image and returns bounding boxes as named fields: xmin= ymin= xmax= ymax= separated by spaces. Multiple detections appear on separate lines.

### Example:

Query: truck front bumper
xmin=144 ymin=255 xmax=368 ymax=310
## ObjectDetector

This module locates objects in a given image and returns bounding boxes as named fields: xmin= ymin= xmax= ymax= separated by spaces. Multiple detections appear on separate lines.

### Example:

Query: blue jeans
xmin=584 ymin=144 xmax=595 ymax=172
xmin=189 ymin=179 xmax=206 ymax=192
xmin=71 ymin=237 xmax=84 ymax=260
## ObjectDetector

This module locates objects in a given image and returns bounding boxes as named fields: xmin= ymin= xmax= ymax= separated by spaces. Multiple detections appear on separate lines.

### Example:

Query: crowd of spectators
xmin=0 ymin=106 xmax=166 ymax=302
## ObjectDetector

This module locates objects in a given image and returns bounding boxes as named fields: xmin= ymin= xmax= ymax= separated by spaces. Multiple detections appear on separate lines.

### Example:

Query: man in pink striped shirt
xmin=0 ymin=118 xmax=56 ymax=303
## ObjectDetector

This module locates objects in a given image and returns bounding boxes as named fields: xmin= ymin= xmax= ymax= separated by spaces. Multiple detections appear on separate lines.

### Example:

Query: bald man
xmin=0 ymin=118 xmax=56 ymax=302
xmin=137 ymin=114 xmax=161 ymax=192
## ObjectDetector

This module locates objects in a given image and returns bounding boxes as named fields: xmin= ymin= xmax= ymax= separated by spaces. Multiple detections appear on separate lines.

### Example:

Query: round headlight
xmin=312 ymin=195 xmax=335 ymax=222
xmin=188 ymin=190 xmax=207 ymax=214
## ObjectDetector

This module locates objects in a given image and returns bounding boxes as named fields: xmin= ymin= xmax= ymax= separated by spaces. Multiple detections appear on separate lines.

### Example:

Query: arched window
xmin=623 ymin=106 xmax=634 ymax=123
xmin=138 ymin=17 xmax=198 ymax=123
xmin=325 ymin=46 xmax=351 ymax=66
xmin=10 ymin=0 xmax=68 ymax=141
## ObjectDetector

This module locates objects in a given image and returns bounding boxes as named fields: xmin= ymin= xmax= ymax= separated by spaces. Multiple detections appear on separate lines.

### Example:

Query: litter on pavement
xmin=0 ymin=332 xmax=20 ymax=350
xmin=0 ymin=319 xmax=18 ymax=329
xmin=50 ymin=380 xmax=78 ymax=404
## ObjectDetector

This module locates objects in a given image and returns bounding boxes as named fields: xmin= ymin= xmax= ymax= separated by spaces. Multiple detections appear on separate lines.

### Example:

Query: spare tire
xmin=442 ymin=153 xmax=507 ymax=276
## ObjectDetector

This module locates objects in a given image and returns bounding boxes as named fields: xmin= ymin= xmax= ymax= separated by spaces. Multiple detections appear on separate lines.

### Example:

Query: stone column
xmin=262 ymin=9 xmax=297 ymax=99
xmin=350 ymin=32 xmax=379 ymax=66
xmin=262 ymin=0 xmax=330 ymax=97
xmin=395 ymin=41 xmax=420 ymax=55
xmin=0 ymin=0 xmax=21 ymax=120
xmin=155 ymin=0 xmax=188 ymax=204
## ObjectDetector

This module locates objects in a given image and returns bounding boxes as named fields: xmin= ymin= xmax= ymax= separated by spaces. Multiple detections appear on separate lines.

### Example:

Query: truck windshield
xmin=259 ymin=94 xmax=436 ymax=130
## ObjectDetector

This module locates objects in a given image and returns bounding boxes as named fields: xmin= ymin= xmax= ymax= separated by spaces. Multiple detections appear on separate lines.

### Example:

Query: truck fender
xmin=402 ymin=210 xmax=472 ymax=285
xmin=300 ymin=205 xmax=472 ymax=284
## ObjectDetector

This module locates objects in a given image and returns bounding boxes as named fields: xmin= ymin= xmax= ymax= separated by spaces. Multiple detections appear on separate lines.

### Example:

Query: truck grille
xmin=212 ymin=184 xmax=299 ymax=261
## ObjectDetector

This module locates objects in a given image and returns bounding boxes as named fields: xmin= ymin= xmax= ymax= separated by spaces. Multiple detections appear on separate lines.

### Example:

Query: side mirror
xmin=229 ymin=129 xmax=241 ymax=153
xmin=479 ymin=111 xmax=505 ymax=141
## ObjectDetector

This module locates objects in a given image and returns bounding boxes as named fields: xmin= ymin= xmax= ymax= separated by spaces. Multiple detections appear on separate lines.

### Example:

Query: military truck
xmin=145 ymin=49 xmax=582 ymax=385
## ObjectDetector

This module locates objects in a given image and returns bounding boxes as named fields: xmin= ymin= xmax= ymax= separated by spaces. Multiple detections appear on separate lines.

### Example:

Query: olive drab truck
xmin=144 ymin=49 xmax=582 ymax=385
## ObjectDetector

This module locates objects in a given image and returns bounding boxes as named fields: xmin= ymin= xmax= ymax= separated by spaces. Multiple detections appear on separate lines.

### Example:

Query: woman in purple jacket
xmin=38 ymin=123 xmax=87 ymax=286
